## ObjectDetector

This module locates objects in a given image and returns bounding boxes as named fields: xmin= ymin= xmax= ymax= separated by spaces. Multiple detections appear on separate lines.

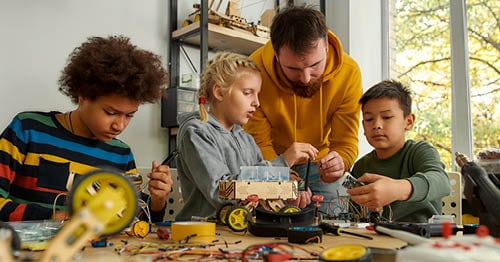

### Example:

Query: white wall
xmin=346 ymin=0 xmax=383 ymax=158
xmin=327 ymin=0 xmax=382 ymax=158
xmin=0 ymin=0 xmax=382 ymax=168
xmin=0 ymin=0 xmax=170 ymax=169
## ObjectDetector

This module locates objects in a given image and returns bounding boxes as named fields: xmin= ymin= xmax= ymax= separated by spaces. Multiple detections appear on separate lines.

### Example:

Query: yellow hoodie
xmin=243 ymin=30 xmax=363 ymax=170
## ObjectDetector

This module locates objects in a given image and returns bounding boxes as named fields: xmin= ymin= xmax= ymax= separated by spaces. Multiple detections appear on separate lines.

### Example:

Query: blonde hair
xmin=198 ymin=52 xmax=260 ymax=122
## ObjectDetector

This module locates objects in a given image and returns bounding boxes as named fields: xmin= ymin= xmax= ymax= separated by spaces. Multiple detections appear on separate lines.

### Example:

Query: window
xmin=387 ymin=0 xmax=499 ymax=169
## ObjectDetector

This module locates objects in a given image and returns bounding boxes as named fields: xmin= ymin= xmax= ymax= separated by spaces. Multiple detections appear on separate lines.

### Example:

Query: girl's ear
xmin=405 ymin=113 xmax=415 ymax=130
xmin=212 ymin=84 xmax=225 ymax=101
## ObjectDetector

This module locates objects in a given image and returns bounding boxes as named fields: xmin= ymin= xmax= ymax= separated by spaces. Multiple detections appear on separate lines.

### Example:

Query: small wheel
xmin=217 ymin=203 xmax=234 ymax=225
xmin=320 ymin=245 xmax=371 ymax=261
xmin=182 ymin=19 xmax=192 ymax=27
xmin=280 ymin=206 xmax=301 ymax=213
xmin=225 ymin=206 xmax=249 ymax=232
xmin=194 ymin=14 xmax=201 ymax=22
xmin=68 ymin=169 xmax=138 ymax=236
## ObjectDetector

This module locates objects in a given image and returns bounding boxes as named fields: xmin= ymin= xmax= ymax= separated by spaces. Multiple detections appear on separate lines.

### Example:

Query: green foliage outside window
xmin=392 ymin=0 xmax=499 ymax=169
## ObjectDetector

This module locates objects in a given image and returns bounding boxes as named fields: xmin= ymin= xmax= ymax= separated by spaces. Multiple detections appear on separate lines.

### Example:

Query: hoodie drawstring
xmin=293 ymin=94 xmax=297 ymax=142
xmin=320 ymin=85 xmax=324 ymax=139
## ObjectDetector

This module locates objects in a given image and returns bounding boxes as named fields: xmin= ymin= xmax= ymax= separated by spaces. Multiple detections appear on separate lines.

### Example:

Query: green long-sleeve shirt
xmin=351 ymin=140 xmax=451 ymax=222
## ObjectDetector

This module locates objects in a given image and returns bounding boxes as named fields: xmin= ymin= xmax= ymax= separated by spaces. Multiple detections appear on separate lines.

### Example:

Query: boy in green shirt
xmin=348 ymin=80 xmax=451 ymax=222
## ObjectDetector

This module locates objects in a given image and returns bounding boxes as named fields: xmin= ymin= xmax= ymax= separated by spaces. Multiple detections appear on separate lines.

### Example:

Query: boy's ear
xmin=405 ymin=113 xmax=415 ymax=130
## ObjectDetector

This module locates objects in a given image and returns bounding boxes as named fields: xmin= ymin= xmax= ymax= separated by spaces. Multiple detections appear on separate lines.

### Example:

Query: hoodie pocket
xmin=37 ymin=157 xmax=70 ymax=191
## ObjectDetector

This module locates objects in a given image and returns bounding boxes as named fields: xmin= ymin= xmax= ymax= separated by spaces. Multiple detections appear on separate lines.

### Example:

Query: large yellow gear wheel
xmin=225 ymin=206 xmax=248 ymax=232
xmin=68 ymin=169 xmax=138 ymax=236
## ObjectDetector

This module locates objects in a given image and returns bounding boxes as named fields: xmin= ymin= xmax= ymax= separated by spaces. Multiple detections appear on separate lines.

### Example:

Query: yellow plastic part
xmin=226 ymin=207 xmax=248 ymax=232
xmin=462 ymin=214 xmax=480 ymax=225
xmin=321 ymin=245 xmax=368 ymax=261
xmin=281 ymin=206 xmax=301 ymax=213
xmin=69 ymin=170 xmax=137 ymax=236
xmin=132 ymin=221 xmax=150 ymax=238
xmin=194 ymin=14 xmax=200 ymax=22
xmin=182 ymin=20 xmax=192 ymax=27
xmin=21 ymin=241 xmax=49 ymax=251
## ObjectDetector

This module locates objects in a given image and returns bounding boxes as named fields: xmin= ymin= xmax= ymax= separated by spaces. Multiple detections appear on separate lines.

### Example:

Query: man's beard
xmin=289 ymin=76 xmax=323 ymax=98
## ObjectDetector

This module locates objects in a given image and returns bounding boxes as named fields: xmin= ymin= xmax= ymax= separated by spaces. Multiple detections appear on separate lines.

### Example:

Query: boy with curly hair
xmin=0 ymin=35 xmax=173 ymax=221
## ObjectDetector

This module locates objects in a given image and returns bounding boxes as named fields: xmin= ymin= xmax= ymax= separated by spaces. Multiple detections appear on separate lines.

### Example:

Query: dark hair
xmin=360 ymin=79 xmax=412 ymax=116
xmin=270 ymin=5 xmax=327 ymax=55
xmin=58 ymin=35 xmax=168 ymax=104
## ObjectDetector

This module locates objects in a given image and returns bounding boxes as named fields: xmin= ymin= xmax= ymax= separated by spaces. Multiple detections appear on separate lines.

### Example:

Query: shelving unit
xmin=162 ymin=0 xmax=270 ymax=154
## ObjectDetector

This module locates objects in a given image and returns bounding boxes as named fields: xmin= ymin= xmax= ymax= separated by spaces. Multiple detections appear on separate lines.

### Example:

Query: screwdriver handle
xmin=319 ymin=222 xmax=342 ymax=236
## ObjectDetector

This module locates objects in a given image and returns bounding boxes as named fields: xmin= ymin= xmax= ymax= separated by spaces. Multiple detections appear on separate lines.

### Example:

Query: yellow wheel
xmin=217 ymin=203 xmax=233 ymax=225
xmin=320 ymin=245 xmax=371 ymax=261
xmin=194 ymin=14 xmax=201 ymax=22
xmin=225 ymin=206 xmax=248 ymax=232
xmin=68 ymin=169 xmax=138 ymax=236
xmin=182 ymin=19 xmax=192 ymax=27
xmin=280 ymin=206 xmax=301 ymax=213
xmin=131 ymin=220 xmax=150 ymax=238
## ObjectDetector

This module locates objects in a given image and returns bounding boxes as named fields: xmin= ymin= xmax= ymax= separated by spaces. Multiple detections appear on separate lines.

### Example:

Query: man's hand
xmin=148 ymin=160 xmax=173 ymax=212
xmin=318 ymin=151 xmax=345 ymax=183
xmin=347 ymin=173 xmax=413 ymax=210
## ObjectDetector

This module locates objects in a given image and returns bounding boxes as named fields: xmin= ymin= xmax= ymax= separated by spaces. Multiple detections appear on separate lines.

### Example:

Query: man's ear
xmin=405 ymin=113 xmax=415 ymax=130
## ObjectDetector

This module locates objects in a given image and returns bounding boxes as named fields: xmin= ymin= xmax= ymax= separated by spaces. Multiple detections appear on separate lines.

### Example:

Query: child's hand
xmin=52 ymin=210 xmax=69 ymax=221
xmin=347 ymin=173 xmax=413 ymax=210
xmin=282 ymin=142 xmax=318 ymax=166
xmin=287 ymin=189 xmax=312 ymax=208
xmin=148 ymin=160 xmax=174 ymax=212
xmin=318 ymin=151 xmax=345 ymax=183
xmin=287 ymin=173 xmax=312 ymax=208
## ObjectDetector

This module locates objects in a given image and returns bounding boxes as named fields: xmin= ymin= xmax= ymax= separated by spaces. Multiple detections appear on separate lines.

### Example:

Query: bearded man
xmin=244 ymin=5 xmax=363 ymax=211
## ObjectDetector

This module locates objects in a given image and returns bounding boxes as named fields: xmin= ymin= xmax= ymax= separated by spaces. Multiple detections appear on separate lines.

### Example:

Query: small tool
xmin=161 ymin=150 xmax=178 ymax=166
xmin=319 ymin=222 xmax=373 ymax=240
xmin=304 ymin=158 xmax=311 ymax=191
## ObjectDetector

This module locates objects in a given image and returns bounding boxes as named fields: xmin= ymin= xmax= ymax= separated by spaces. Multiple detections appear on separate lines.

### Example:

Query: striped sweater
xmin=0 ymin=111 xmax=162 ymax=221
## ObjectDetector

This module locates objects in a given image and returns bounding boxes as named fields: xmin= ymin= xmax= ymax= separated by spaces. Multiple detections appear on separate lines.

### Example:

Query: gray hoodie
xmin=175 ymin=111 xmax=288 ymax=221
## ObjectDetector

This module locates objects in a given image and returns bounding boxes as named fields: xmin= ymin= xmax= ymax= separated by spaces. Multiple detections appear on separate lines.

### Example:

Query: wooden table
xmin=17 ymin=225 xmax=406 ymax=261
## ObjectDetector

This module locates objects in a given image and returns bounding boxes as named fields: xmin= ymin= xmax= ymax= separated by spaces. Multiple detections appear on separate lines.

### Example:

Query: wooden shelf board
xmin=172 ymin=22 xmax=268 ymax=55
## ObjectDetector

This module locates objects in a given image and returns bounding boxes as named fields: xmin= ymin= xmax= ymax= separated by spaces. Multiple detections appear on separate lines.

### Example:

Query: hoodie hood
xmin=177 ymin=111 xmax=243 ymax=135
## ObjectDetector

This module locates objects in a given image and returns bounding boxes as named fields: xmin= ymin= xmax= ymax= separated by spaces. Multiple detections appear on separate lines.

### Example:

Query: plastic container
xmin=8 ymin=220 xmax=62 ymax=242
xmin=239 ymin=166 xmax=290 ymax=181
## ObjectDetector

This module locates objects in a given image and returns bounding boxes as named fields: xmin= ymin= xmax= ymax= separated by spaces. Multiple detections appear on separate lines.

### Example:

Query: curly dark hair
xmin=58 ymin=35 xmax=168 ymax=104
xmin=270 ymin=5 xmax=327 ymax=55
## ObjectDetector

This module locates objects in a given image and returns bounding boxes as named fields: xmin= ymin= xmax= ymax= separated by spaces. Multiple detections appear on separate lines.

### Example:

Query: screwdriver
xmin=161 ymin=150 xmax=179 ymax=166
xmin=319 ymin=222 xmax=373 ymax=240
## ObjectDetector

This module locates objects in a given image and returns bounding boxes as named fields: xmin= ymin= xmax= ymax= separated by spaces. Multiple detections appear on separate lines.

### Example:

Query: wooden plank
xmin=172 ymin=22 xmax=267 ymax=55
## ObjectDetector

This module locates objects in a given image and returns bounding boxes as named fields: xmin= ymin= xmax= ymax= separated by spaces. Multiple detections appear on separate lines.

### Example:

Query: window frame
xmin=382 ymin=0 xmax=474 ymax=170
